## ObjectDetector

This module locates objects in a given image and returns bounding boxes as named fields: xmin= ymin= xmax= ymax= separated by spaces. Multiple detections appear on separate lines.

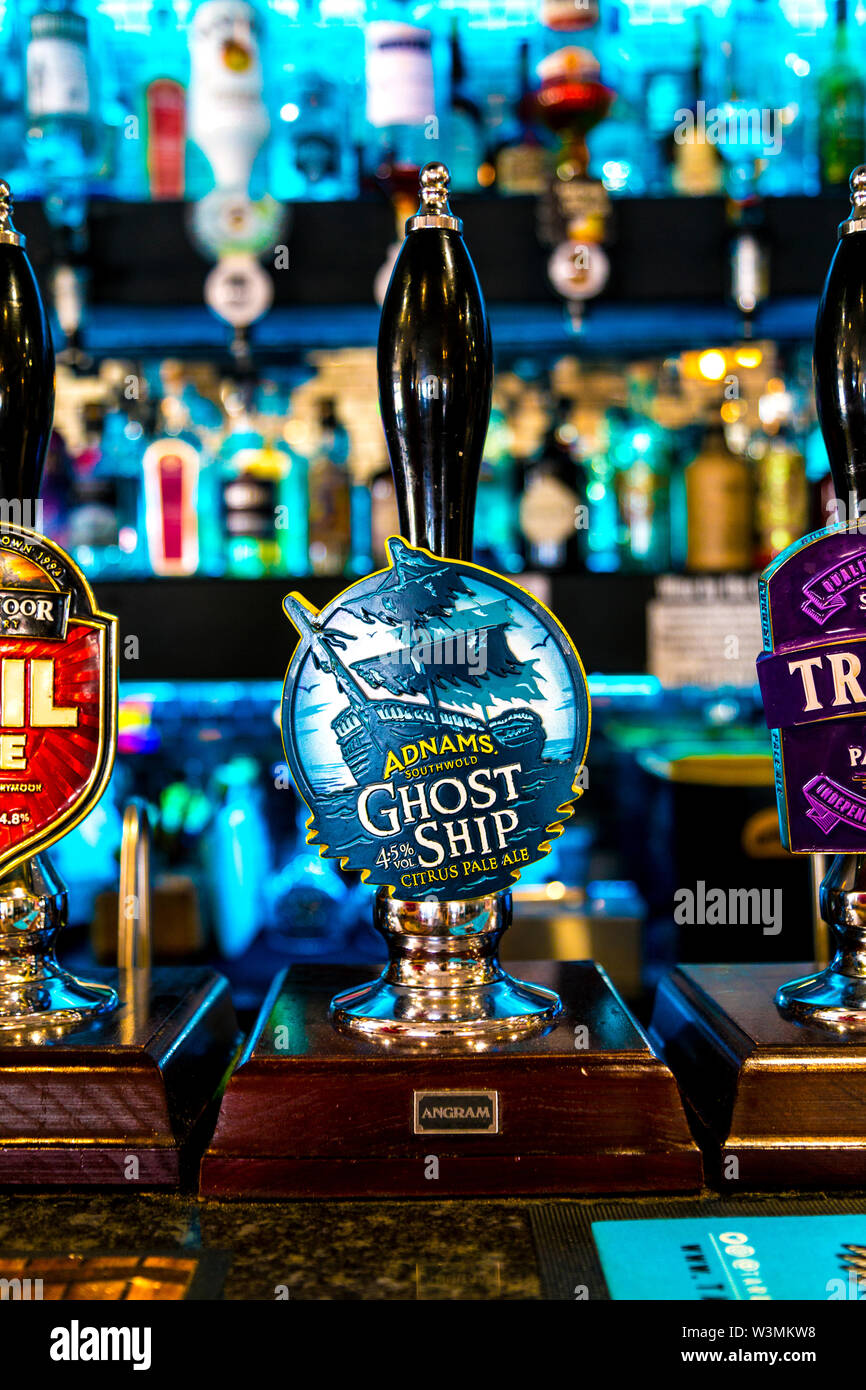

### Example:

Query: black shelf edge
xmin=73 ymin=296 xmax=818 ymax=359
xmin=10 ymin=194 xmax=842 ymax=354
xmin=95 ymin=573 xmax=652 ymax=682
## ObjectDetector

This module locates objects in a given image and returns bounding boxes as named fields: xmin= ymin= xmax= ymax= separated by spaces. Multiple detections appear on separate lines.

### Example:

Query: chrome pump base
xmin=330 ymin=889 xmax=561 ymax=1043
xmin=776 ymin=854 xmax=866 ymax=1032
xmin=0 ymin=854 xmax=116 ymax=1036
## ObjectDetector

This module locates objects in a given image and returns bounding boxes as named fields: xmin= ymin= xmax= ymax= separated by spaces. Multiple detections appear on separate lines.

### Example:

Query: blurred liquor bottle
xmin=475 ymin=389 xmax=521 ymax=574
xmin=577 ymin=410 xmax=620 ymax=574
xmin=60 ymin=370 xmax=140 ymax=579
xmin=670 ymin=24 xmax=721 ymax=197
xmin=685 ymin=423 xmax=753 ymax=573
xmin=24 ymin=0 xmax=102 ymax=227
xmin=446 ymin=15 xmax=484 ymax=192
xmin=307 ymin=396 xmax=352 ymax=576
xmin=144 ymin=360 xmax=224 ymax=576
xmin=264 ymin=797 xmax=355 ymax=958
xmin=368 ymin=462 xmax=400 ymax=568
xmin=143 ymin=402 xmax=202 ymax=577
xmin=518 ymin=394 xmax=583 ymax=572
xmin=219 ymin=378 xmax=284 ymax=578
xmin=258 ymin=378 xmax=308 ymax=576
xmin=640 ymin=3 xmax=701 ymax=194
xmin=270 ymin=6 xmax=359 ymax=204
xmin=493 ymin=39 xmax=550 ymax=195
xmin=753 ymin=421 xmax=809 ymax=567
xmin=364 ymin=0 xmax=437 ymax=178
xmin=207 ymin=755 xmax=270 ymax=959
xmin=276 ymin=71 xmax=349 ymax=201
xmin=186 ymin=0 xmax=270 ymax=199
xmin=139 ymin=0 xmax=188 ymax=200
xmin=817 ymin=0 xmax=865 ymax=189
xmin=613 ymin=365 xmax=672 ymax=573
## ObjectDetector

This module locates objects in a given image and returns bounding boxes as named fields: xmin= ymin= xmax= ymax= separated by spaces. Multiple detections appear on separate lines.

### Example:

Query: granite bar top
xmin=1 ymin=1191 xmax=864 ymax=1300
xmin=0 ymin=1195 xmax=540 ymax=1300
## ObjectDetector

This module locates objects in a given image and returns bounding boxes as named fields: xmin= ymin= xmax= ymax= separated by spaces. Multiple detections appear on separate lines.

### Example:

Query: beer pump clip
xmin=0 ymin=184 xmax=117 ymax=1032
xmin=757 ymin=167 xmax=866 ymax=1030
xmin=281 ymin=164 xmax=592 ymax=1042
xmin=202 ymin=168 xmax=701 ymax=1199
xmin=0 ymin=188 xmax=238 ymax=1191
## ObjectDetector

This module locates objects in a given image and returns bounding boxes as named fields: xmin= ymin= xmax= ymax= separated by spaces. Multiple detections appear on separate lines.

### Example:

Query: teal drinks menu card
xmin=593 ymin=1215 xmax=866 ymax=1301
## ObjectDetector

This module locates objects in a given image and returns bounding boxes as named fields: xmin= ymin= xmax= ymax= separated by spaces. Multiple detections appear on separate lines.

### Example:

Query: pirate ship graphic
xmin=284 ymin=539 xmax=550 ymax=787
xmin=281 ymin=538 xmax=589 ymax=900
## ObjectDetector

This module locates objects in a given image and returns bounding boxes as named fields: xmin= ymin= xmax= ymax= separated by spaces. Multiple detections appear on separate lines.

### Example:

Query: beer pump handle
xmin=814 ymin=166 xmax=866 ymax=511
xmin=377 ymin=162 xmax=492 ymax=563
xmin=0 ymin=183 xmax=54 ymax=508
xmin=770 ymin=165 xmax=866 ymax=1028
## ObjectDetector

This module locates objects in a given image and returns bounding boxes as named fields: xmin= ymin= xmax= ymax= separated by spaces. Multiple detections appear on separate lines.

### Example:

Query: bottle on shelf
xmin=817 ymin=0 xmax=865 ymax=189
xmin=475 ymin=389 xmax=521 ymax=574
xmin=685 ymin=421 xmax=754 ymax=573
xmin=753 ymin=420 xmax=809 ymax=568
xmin=613 ymin=366 xmax=672 ymax=573
xmin=654 ymin=358 xmax=700 ymax=571
xmin=186 ymin=0 xmax=270 ymax=200
xmin=670 ymin=25 xmax=722 ymax=197
xmin=140 ymin=360 xmax=223 ymax=577
xmin=219 ymin=376 xmax=286 ymax=578
xmin=368 ymin=460 xmax=400 ymax=568
xmin=493 ymin=38 xmax=550 ymax=196
xmin=264 ymin=796 xmax=355 ymax=959
xmin=23 ymin=0 xmax=103 ymax=228
xmin=60 ymin=375 xmax=140 ymax=581
xmin=206 ymin=755 xmax=269 ymax=959
xmin=259 ymin=378 xmax=308 ymax=576
xmin=307 ymin=396 xmax=352 ymax=576
xmin=137 ymin=0 xmax=188 ymax=201
xmin=518 ymin=394 xmax=583 ymax=573
xmin=577 ymin=408 xmax=620 ymax=574
xmin=446 ymin=16 xmax=484 ymax=192
xmin=364 ymin=0 xmax=437 ymax=179
xmin=717 ymin=0 xmax=801 ymax=197
xmin=275 ymin=71 xmax=351 ymax=202
xmin=142 ymin=386 xmax=204 ymax=578
xmin=639 ymin=3 xmax=702 ymax=194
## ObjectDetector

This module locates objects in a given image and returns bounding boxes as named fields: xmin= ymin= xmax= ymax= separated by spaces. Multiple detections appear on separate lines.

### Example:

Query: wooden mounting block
xmin=651 ymin=962 xmax=866 ymax=1188
xmin=201 ymin=960 xmax=702 ymax=1198
xmin=0 ymin=968 xmax=239 ymax=1188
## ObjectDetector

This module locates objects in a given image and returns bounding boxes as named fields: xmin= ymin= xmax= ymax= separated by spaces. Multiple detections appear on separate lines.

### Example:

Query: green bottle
xmin=818 ymin=0 xmax=865 ymax=189
xmin=613 ymin=366 xmax=672 ymax=574
xmin=219 ymin=380 xmax=284 ymax=579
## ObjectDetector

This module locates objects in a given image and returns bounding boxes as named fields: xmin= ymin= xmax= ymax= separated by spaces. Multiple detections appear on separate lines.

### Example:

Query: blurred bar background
xmin=10 ymin=0 xmax=853 ymax=1018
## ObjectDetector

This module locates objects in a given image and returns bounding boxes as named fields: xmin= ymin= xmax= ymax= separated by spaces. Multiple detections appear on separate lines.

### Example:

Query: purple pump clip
xmin=758 ymin=519 xmax=866 ymax=854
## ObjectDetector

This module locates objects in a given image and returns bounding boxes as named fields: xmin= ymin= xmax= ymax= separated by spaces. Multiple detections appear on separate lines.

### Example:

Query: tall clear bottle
xmin=186 ymin=0 xmax=271 ymax=200
xmin=24 ymin=0 xmax=102 ymax=228
xmin=445 ymin=16 xmax=483 ymax=192
xmin=139 ymin=0 xmax=188 ymax=200
xmin=364 ymin=0 xmax=438 ymax=177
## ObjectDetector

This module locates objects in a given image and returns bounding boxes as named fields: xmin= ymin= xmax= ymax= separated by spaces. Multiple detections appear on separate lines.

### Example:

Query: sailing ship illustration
xmin=285 ymin=540 xmax=550 ymax=787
